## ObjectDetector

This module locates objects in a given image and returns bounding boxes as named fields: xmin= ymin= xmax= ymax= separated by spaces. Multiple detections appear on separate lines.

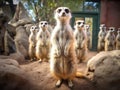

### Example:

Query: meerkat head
xmin=30 ymin=25 xmax=38 ymax=34
xmin=85 ymin=24 xmax=90 ymax=31
xmin=39 ymin=21 xmax=48 ymax=31
xmin=54 ymin=7 xmax=72 ymax=23
xmin=100 ymin=24 xmax=106 ymax=32
xmin=108 ymin=27 xmax=115 ymax=34
xmin=74 ymin=20 xmax=85 ymax=30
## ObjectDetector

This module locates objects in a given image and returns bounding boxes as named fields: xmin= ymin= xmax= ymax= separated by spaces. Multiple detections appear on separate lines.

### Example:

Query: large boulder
xmin=87 ymin=50 xmax=120 ymax=90
xmin=8 ymin=2 xmax=33 ymax=27
xmin=0 ymin=59 xmax=33 ymax=90
xmin=0 ymin=52 xmax=25 ymax=64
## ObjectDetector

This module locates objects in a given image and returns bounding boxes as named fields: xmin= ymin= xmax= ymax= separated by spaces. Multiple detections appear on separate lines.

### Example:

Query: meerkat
xmin=105 ymin=27 xmax=115 ymax=51
xmin=97 ymin=24 xmax=107 ymax=52
xmin=50 ymin=7 xmax=84 ymax=88
xmin=115 ymin=28 xmax=120 ymax=50
xmin=29 ymin=25 xmax=38 ymax=61
xmin=74 ymin=20 xmax=88 ymax=63
xmin=85 ymin=24 xmax=91 ymax=50
xmin=36 ymin=21 xmax=50 ymax=62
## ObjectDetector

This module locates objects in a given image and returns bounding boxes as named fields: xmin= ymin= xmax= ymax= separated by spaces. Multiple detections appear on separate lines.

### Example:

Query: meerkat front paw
xmin=56 ymin=79 xmax=62 ymax=87
xmin=68 ymin=80 xmax=73 ymax=88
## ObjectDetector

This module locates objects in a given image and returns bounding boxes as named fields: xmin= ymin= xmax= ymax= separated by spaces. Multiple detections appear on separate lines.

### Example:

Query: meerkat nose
xmin=43 ymin=25 xmax=45 ymax=27
xmin=62 ymin=12 xmax=66 ymax=16
xmin=81 ymin=24 xmax=84 ymax=27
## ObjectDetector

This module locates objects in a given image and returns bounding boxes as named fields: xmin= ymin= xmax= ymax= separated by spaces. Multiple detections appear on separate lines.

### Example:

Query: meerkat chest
xmin=41 ymin=31 xmax=48 ymax=39
xmin=77 ymin=31 xmax=84 ymax=41
xmin=100 ymin=32 xmax=106 ymax=38
xmin=56 ymin=27 xmax=70 ymax=48
xmin=87 ymin=31 xmax=91 ymax=37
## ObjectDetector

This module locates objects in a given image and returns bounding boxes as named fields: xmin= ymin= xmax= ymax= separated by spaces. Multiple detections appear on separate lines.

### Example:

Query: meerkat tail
xmin=76 ymin=71 xmax=85 ymax=78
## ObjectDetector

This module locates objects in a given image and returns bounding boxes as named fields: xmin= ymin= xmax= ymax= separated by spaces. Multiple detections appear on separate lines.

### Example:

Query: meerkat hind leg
xmin=39 ymin=59 xmax=42 ymax=63
xmin=56 ymin=79 xmax=62 ymax=87
xmin=68 ymin=79 xmax=73 ymax=88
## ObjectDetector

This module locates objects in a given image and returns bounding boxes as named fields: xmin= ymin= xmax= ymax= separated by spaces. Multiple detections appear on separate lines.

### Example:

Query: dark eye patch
xmin=31 ymin=26 xmax=34 ymax=29
xmin=45 ymin=23 xmax=48 ymax=25
xmin=65 ymin=9 xmax=69 ymax=13
xmin=41 ymin=23 xmax=43 ymax=25
xmin=78 ymin=22 xmax=81 ymax=25
xmin=83 ymin=22 xmax=85 ymax=24
xmin=57 ymin=9 xmax=62 ymax=13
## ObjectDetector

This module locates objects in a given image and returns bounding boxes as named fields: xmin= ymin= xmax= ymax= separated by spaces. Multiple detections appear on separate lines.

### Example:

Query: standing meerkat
xmin=97 ymin=24 xmax=107 ymax=52
xmin=29 ymin=25 xmax=38 ymax=61
xmin=50 ymin=7 xmax=84 ymax=88
xmin=105 ymin=27 xmax=115 ymax=51
xmin=74 ymin=20 xmax=88 ymax=63
xmin=36 ymin=21 xmax=50 ymax=62
xmin=115 ymin=28 xmax=120 ymax=50
xmin=85 ymin=24 xmax=91 ymax=50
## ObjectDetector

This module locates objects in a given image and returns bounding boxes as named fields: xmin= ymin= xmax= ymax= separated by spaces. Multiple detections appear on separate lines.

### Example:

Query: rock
xmin=87 ymin=50 xmax=120 ymax=90
xmin=0 ymin=59 xmax=32 ymax=90
xmin=8 ymin=2 xmax=33 ymax=27
xmin=14 ymin=26 xmax=29 ymax=59
xmin=0 ymin=52 xmax=25 ymax=64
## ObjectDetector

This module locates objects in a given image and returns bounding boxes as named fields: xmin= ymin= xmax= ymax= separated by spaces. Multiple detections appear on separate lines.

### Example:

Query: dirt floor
xmin=21 ymin=51 xmax=98 ymax=90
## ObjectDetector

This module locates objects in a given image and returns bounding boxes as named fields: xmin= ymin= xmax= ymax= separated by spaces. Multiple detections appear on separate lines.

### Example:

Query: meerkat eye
xmin=83 ymin=22 xmax=85 ymax=24
xmin=65 ymin=9 xmax=69 ymax=13
xmin=31 ymin=27 xmax=34 ymax=29
xmin=78 ymin=22 xmax=81 ymax=25
xmin=57 ymin=9 xmax=62 ymax=13
xmin=41 ymin=23 xmax=43 ymax=25
xmin=45 ymin=23 xmax=48 ymax=25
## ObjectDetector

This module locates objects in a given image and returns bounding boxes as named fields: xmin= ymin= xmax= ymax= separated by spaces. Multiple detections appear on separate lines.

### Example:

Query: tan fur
xmin=74 ymin=20 xmax=88 ymax=63
xmin=115 ymin=29 xmax=120 ymax=50
xmin=97 ymin=24 xmax=106 ymax=52
xmin=36 ymin=21 xmax=50 ymax=62
xmin=14 ymin=26 xmax=29 ymax=59
xmin=85 ymin=24 xmax=91 ymax=49
xmin=50 ymin=7 xmax=84 ymax=88
xmin=105 ymin=27 xmax=115 ymax=51
xmin=29 ymin=25 xmax=38 ymax=60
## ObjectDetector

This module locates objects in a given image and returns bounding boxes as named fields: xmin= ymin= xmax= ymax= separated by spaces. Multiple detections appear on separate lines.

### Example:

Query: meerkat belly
xmin=55 ymin=30 xmax=72 ymax=78
xmin=42 ymin=32 xmax=48 ymax=56
xmin=58 ymin=30 xmax=67 ymax=53
xmin=77 ymin=32 xmax=84 ymax=48
xmin=55 ymin=56 xmax=72 ymax=78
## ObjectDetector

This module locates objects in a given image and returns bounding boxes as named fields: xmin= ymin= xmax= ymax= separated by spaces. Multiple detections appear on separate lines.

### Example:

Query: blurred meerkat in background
xmin=97 ymin=24 xmax=107 ymax=52
xmin=36 ymin=21 xmax=50 ymax=62
xmin=74 ymin=20 xmax=88 ymax=63
xmin=85 ymin=24 xmax=91 ymax=50
xmin=29 ymin=25 xmax=38 ymax=61
xmin=115 ymin=28 xmax=120 ymax=50
xmin=105 ymin=27 xmax=115 ymax=51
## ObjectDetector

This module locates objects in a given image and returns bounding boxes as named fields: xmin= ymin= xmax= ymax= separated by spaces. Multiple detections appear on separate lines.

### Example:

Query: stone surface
xmin=87 ymin=50 xmax=120 ymax=90
xmin=0 ymin=59 xmax=33 ymax=90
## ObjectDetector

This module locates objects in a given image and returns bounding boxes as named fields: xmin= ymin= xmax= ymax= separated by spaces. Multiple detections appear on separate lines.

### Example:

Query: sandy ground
xmin=20 ymin=51 xmax=98 ymax=90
